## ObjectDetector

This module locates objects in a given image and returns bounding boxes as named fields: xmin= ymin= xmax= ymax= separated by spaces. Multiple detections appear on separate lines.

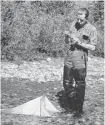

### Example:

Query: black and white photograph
xmin=1 ymin=0 xmax=104 ymax=125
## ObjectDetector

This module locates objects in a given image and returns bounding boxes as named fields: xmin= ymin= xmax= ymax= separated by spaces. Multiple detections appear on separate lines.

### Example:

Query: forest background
xmin=1 ymin=1 xmax=104 ymax=62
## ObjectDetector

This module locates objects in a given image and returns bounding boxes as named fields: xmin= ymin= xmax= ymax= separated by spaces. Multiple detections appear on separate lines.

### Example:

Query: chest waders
xmin=64 ymin=20 xmax=97 ymax=114
xmin=63 ymin=44 xmax=88 ymax=113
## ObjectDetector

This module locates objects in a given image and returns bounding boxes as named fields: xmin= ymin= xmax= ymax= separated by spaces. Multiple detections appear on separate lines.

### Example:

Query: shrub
xmin=1 ymin=1 xmax=104 ymax=61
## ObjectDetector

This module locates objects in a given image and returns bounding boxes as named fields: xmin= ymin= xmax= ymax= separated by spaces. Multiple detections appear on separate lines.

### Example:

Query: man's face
xmin=77 ymin=10 xmax=87 ymax=25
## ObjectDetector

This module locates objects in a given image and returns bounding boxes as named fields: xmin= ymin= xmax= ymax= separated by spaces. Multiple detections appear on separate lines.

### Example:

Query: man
xmin=63 ymin=8 xmax=97 ymax=116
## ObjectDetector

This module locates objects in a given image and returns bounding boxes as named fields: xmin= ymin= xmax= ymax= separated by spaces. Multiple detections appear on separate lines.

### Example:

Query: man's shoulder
xmin=86 ymin=22 xmax=97 ymax=31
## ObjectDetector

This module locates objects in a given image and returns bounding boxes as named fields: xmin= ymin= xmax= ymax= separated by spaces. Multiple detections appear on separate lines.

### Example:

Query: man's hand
xmin=64 ymin=31 xmax=81 ymax=45
xmin=70 ymin=34 xmax=81 ymax=44
xmin=64 ymin=31 xmax=71 ymax=36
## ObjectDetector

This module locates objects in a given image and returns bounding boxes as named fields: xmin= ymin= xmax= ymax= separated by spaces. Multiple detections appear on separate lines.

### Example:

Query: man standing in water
xmin=63 ymin=8 xmax=97 ymax=116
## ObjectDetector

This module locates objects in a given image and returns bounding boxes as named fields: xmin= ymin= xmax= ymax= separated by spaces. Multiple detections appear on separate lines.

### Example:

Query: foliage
xmin=1 ymin=1 xmax=104 ymax=61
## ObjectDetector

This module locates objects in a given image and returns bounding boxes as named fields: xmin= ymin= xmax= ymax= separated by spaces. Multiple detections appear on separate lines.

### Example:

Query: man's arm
xmin=71 ymin=36 xmax=96 ymax=50
xmin=80 ymin=28 xmax=97 ymax=50
xmin=77 ymin=42 xmax=96 ymax=51
xmin=64 ymin=27 xmax=97 ymax=51
xmin=73 ymin=28 xmax=97 ymax=51
xmin=64 ymin=32 xmax=96 ymax=50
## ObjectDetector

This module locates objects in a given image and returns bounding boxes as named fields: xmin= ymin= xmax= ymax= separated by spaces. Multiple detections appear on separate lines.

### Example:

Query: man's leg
xmin=63 ymin=65 xmax=73 ymax=94
xmin=63 ymin=65 xmax=74 ymax=109
xmin=73 ymin=68 xmax=86 ymax=113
